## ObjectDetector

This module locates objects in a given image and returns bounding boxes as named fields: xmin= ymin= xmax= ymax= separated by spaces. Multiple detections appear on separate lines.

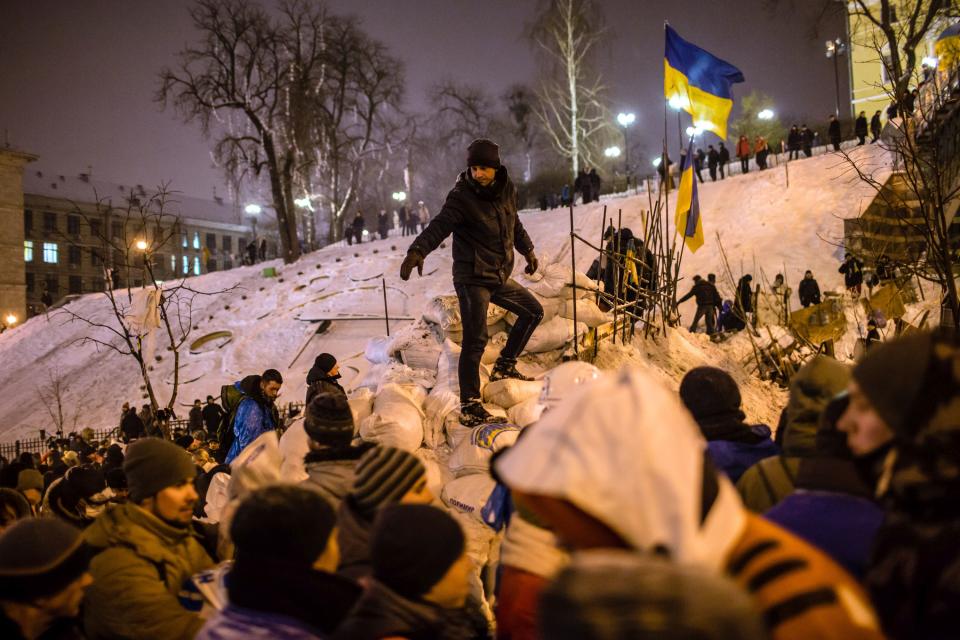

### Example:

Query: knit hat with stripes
xmin=351 ymin=446 xmax=426 ymax=519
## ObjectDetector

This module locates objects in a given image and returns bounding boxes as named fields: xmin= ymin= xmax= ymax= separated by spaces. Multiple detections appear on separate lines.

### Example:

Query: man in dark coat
xmin=707 ymin=145 xmax=719 ymax=181
xmin=377 ymin=209 xmax=390 ymax=239
xmin=201 ymin=395 xmax=224 ymax=434
xmin=798 ymin=270 xmax=822 ymax=307
xmin=588 ymin=168 xmax=601 ymax=200
xmin=188 ymin=399 xmax=203 ymax=432
xmin=401 ymin=138 xmax=542 ymax=426
xmin=574 ymin=169 xmax=588 ymax=204
xmin=717 ymin=142 xmax=730 ymax=178
xmin=735 ymin=274 xmax=754 ymax=326
xmin=828 ymin=115 xmax=842 ymax=151
xmin=398 ymin=206 xmax=408 ymax=237
xmin=800 ymin=124 xmax=814 ymax=157
xmin=677 ymin=275 xmax=718 ymax=334
xmin=855 ymin=111 xmax=868 ymax=145
xmin=787 ymin=125 xmax=801 ymax=160
xmin=839 ymin=252 xmax=864 ymax=297
xmin=306 ymin=352 xmax=346 ymax=405
xmin=694 ymin=148 xmax=705 ymax=183
xmin=120 ymin=405 xmax=145 ymax=442
xmin=350 ymin=211 xmax=365 ymax=245
xmin=870 ymin=110 xmax=882 ymax=143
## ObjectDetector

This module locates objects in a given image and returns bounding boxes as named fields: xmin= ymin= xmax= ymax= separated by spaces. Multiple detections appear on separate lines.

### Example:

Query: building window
xmin=44 ymin=212 xmax=57 ymax=233
xmin=206 ymin=233 xmax=217 ymax=250
xmin=206 ymin=259 xmax=217 ymax=273
xmin=45 ymin=277 xmax=59 ymax=297
xmin=171 ymin=255 xmax=177 ymax=272
xmin=67 ymin=215 xmax=80 ymax=235
xmin=69 ymin=276 xmax=82 ymax=294
xmin=24 ymin=240 xmax=34 ymax=262
xmin=24 ymin=210 xmax=32 ymax=234
xmin=222 ymin=235 xmax=232 ymax=251
xmin=26 ymin=272 xmax=34 ymax=293
xmin=182 ymin=256 xmax=189 ymax=274
xmin=192 ymin=232 xmax=200 ymax=250
xmin=68 ymin=245 xmax=81 ymax=266
xmin=91 ymin=250 xmax=102 ymax=267
xmin=42 ymin=242 xmax=58 ymax=264
xmin=181 ymin=232 xmax=188 ymax=248
xmin=89 ymin=219 xmax=101 ymax=237
xmin=193 ymin=256 xmax=201 ymax=275
xmin=112 ymin=221 xmax=123 ymax=239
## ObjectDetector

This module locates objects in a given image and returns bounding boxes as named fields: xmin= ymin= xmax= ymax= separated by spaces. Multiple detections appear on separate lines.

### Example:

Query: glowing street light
xmin=392 ymin=191 xmax=407 ymax=202
xmin=922 ymin=55 xmax=939 ymax=69
xmin=604 ymin=146 xmax=621 ymax=158
xmin=652 ymin=157 xmax=662 ymax=168
xmin=135 ymin=239 xmax=148 ymax=251
xmin=616 ymin=112 xmax=636 ymax=182
xmin=825 ymin=37 xmax=847 ymax=118
xmin=685 ymin=125 xmax=704 ymax=137
xmin=4 ymin=314 xmax=17 ymax=326
xmin=294 ymin=196 xmax=314 ymax=212
xmin=758 ymin=108 xmax=775 ymax=121
xmin=617 ymin=112 xmax=636 ymax=127
xmin=668 ymin=95 xmax=688 ymax=111
xmin=244 ymin=203 xmax=262 ymax=215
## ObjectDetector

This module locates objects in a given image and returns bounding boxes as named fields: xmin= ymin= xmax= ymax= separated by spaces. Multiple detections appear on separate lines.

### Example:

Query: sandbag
xmin=391 ymin=322 xmax=442 ymax=371
xmin=445 ymin=507 xmax=501 ymax=627
xmin=423 ymin=295 xmax=507 ymax=333
xmin=505 ymin=294 xmax=563 ymax=327
xmin=442 ymin=474 xmax=498 ymax=519
xmin=435 ymin=339 xmax=489 ymax=396
xmin=278 ymin=419 xmax=309 ymax=483
xmin=482 ymin=378 xmax=543 ymax=409
xmin=348 ymin=388 xmax=375 ymax=425
xmin=416 ymin=450 xmax=452 ymax=502
xmin=423 ymin=388 xmax=460 ymax=449
xmin=355 ymin=363 xmax=388 ymax=391
xmin=448 ymin=423 xmax=521 ymax=477
xmin=524 ymin=263 xmax=568 ymax=298
xmin=482 ymin=332 xmax=507 ymax=365
xmin=559 ymin=297 xmax=609 ymax=327
xmin=507 ymin=396 xmax=545 ymax=428
xmin=378 ymin=362 xmax=436 ymax=391
xmin=364 ymin=336 xmax=394 ymax=364
xmin=525 ymin=316 xmax=586 ymax=353
xmin=445 ymin=414 xmax=474 ymax=449
xmin=360 ymin=382 xmax=426 ymax=451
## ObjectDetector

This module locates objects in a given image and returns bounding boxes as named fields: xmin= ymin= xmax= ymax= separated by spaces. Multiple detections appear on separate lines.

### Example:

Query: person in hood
xmin=334 ymin=504 xmax=487 ymax=640
xmin=42 ymin=465 xmax=113 ymax=528
xmin=189 ymin=399 xmax=204 ymax=432
xmin=837 ymin=330 xmax=960 ymax=639
xmin=301 ymin=392 xmax=374 ymax=511
xmin=83 ymin=438 xmax=214 ymax=639
xmin=494 ymin=365 xmax=883 ymax=640
xmin=737 ymin=356 xmax=852 ymax=513
xmin=202 ymin=396 xmax=224 ymax=435
xmin=197 ymin=486 xmax=361 ymax=640
xmin=400 ymin=138 xmax=543 ymax=427
xmin=765 ymin=394 xmax=883 ymax=579
xmin=680 ymin=367 xmax=780 ymax=483
xmin=798 ymin=270 xmax=822 ymax=307
xmin=539 ymin=550 xmax=766 ymax=640
xmin=306 ymin=353 xmax=345 ymax=405
xmin=337 ymin=446 xmax=433 ymax=580
xmin=870 ymin=110 xmax=882 ymax=143
xmin=0 ymin=519 xmax=93 ymax=640
xmin=224 ymin=369 xmax=283 ymax=464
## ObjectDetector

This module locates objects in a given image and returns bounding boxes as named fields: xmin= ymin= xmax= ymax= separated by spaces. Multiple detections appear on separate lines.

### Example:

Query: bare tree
xmin=528 ymin=0 xmax=616 ymax=179
xmin=504 ymin=84 xmax=538 ymax=182
xmin=35 ymin=367 xmax=80 ymax=436
xmin=54 ymin=187 xmax=236 ymax=412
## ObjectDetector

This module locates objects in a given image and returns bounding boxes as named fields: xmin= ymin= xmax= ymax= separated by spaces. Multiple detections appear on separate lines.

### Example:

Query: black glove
xmin=524 ymin=251 xmax=539 ymax=276
xmin=400 ymin=251 xmax=424 ymax=281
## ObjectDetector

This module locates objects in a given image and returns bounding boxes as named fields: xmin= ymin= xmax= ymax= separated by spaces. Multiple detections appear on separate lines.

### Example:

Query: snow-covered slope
xmin=0 ymin=145 xmax=892 ymax=440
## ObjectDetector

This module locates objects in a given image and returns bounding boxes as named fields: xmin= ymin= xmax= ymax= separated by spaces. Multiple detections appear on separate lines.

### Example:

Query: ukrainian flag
xmin=665 ymin=25 xmax=745 ymax=140
xmin=936 ymin=23 xmax=960 ymax=68
xmin=675 ymin=138 xmax=703 ymax=253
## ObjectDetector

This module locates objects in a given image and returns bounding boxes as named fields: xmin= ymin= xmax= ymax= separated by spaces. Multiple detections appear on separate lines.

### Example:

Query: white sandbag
xmin=390 ymin=322 xmax=442 ymax=372
xmin=400 ymin=346 xmax=441 ymax=371
xmin=228 ymin=431 xmax=282 ymax=494
xmin=445 ymin=413 xmax=474 ymax=449
xmin=278 ymin=419 xmax=309 ymax=483
xmin=449 ymin=423 xmax=521 ymax=477
xmin=355 ymin=363 xmax=388 ymax=391
xmin=447 ymin=509 xmax=501 ymax=627
xmin=423 ymin=295 xmax=507 ymax=332
xmin=481 ymin=332 xmax=507 ymax=365
xmin=348 ymin=388 xmax=375 ymax=425
xmin=482 ymin=378 xmax=543 ymax=409
xmin=364 ymin=336 xmax=394 ymax=364
xmin=201 ymin=471 xmax=232 ymax=523
xmin=415 ymin=451 xmax=450 ymax=502
xmin=525 ymin=316 xmax=586 ymax=353
xmin=423 ymin=388 xmax=460 ymax=449
xmin=378 ymin=362 xmax=436 ymax=391
xmin=507 ymin=396 xmax=545 ymax=428
xmin=435 ymin=339 xmax=489 ymax=396
xmin=442 ymin=474 xmax=498 ymax=519
xmin=360 ymin=382 xmax=425 ymax=451
xmin=559 ymin=297 xmax=609 ymax=327
xmin=525 ymin=263 xmax=568 ymax=298
xmin=505 ymin=293 xmax=563 ymax=327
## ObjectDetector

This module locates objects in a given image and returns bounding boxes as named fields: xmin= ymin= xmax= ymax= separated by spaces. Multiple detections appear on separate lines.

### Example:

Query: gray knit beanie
xmin=123 ymin=438 xmax=197 ymax=503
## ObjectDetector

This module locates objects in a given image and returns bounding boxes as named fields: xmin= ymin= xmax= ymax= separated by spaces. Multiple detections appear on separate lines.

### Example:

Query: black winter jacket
xmin=678 ymin=281 xmax=718 ymax=307
xmin=408 ymin=167 xmax=534 ymax=287
xmin=798 ymin=278 xmax=821 ymax=307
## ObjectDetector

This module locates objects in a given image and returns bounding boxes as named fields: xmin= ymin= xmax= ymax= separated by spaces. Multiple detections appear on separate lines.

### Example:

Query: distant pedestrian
xmin=245 ymin=239 xmax=257 ymax=265
xmin=870 ymin=110 xmax=882 ymax=143
xmin=718 ymin=142 xmax=730 ymax=178
xmin=800 ymin=124 xmax=814 ymax=157
xmin=736 ymin=135 xmax=751 ymax=174
xmin=855 ymin=111 xmax=868 ymax=145
xmin=397 ymin=206 xmax=408 ymax=237
xmin=736 ymin=274 xmax=754 ymax=327
xmin=377 ymin=209 xmax=390 ymax=239
xmin=258 ymin=238 xmax=267 ymax=261
xmin=787 ymin=125 xmax=801 ymax=160
xmin=349 ymin=211 xmax=365 ymax=245
xmin=417 ymin=200 xmax=430 ymax=231
xmin=201 ymin=395 xmax=223 ymax=434
xmin=707 ymin=145 xmax=719 ymax=181
xmin=828 ymin=114 xmax=842 ymax=151
xmin=754 ymin=136 xmax=769 ymax=170
xmin=589 ymin=167 xmax=601 ymax=201
xmin=694 ymin=148 xmax=705 ymax=183
xmin=839 ymin=252 xmax=864 ymax=297
xmin=798 ymin=270 xmax=822 ymax=307
xmin=678 ymin=275 xmax=718 ymax=335
xmin=189 ymin=399 xmax=203 ymax=432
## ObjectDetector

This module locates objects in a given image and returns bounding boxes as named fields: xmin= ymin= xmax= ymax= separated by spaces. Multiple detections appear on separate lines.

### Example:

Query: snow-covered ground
xmin=0 ymin=144 xmax=906 ymax=440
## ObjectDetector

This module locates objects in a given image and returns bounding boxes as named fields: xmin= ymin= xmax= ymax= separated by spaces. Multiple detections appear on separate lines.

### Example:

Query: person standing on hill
xmin=798 ymin=270 xmax=822 ymax=307
xmin=829 ymin=114 xmax=842 ymax=151
xmin=800 ymin=124 xmax=814 ymax=157
xmin=678 ymin=275 xmax=718 ymax=335
xmin=201 ymin=395 xmax=224 ymax=434
xmin=870 ymin=110 xmax=882 ymax=143
xmin=787 ymin=125 xmax=801 ymax=160
xmin=855 ymin=111 xmax=868 ymax=145
xmin=400 ymin=139 xmax=543 ymax=426
xmin=736 ymin=135 xmax=751 ymax=174
xmin=707 ymin=145 xmax=719 ymax=181
xmin=694 ymin=148 xmax=705 ymax=183
xmin=839 ymin=253 xmax=864 ymax=297
xmin=718 ymin=142 xmax=730 ymax=178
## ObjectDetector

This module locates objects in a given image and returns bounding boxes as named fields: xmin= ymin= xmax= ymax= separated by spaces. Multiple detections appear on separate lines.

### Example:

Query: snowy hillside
xmin=0 ymin=145 xmax=892 ymax=440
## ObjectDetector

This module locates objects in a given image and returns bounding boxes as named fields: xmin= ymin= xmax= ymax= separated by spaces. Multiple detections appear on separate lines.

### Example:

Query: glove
xmin=400 ymin=251 xmax=424 ymax=281
xmin=524 ymin=251 xmax=539 ymax=276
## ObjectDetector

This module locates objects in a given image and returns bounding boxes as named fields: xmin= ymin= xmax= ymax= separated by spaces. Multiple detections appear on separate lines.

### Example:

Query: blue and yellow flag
xmin=664 ymin=25 xmax=745 ymax=140
xmin=675 ymin=138 xmax=703 ymax=253
xmin=936 ymin=23 xmax=960 ymax=68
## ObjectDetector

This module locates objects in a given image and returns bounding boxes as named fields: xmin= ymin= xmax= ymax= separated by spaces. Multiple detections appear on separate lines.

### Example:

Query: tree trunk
xmin=262 ymin=131 xmax=301 ymax=263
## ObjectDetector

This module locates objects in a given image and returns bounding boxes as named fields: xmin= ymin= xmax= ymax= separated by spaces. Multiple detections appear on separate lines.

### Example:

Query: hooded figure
xmin=737 ymin=356 xmax=851 ymax=513
xmin=306 ymin=352 xmax=345 ymax=405
xmin=680 ymin=367 xmax=780 ymax=483
xmin=42 ymin=465 xmax=113 ymax=528
xmin=494 ymin=365 xmax=882 ymax=640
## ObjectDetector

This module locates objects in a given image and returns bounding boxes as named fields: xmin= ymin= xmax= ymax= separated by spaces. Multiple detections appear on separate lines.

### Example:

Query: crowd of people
xmin=1 ymin=328 xmax=954 ymax=639
xmin=346 ymin=202 xmax=432 ymax=245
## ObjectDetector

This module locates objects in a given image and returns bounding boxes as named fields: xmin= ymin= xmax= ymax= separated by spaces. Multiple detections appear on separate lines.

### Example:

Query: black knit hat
xmin=304 ymin=392 xmax=355 ymax=448
xmin=0 ymin=519 xmax=90 ymax=602
xmin=351 ymin=447 xmax=426 ymax=519
xmin=679 ymin=367 xmax=744 ymax=423
xmin=371 ymin=504 xmax=465 ymax=599
xmin=230 ymin=485 xmax=337 ymax=567
xmin=313 ymin=353 xmax=337 ymax=375
xmin=123 ymin=438 xmax=197 ymax=503
xmin=852 ymin=332 xmax=934 ymax=439
xmin=63 ymin=465 xmax=107 ymax=500
xmin=467 ymin=138 xmax=501 ymax=169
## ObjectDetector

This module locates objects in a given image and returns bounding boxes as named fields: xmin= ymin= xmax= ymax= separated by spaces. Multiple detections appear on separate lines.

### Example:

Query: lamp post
xmin=616 ymin=112 xmax=636 ymax=186
xmin=825 ymin=37 xmax=847 ymax=119
xmin=244 ymin=203 xmax=261 ymax=240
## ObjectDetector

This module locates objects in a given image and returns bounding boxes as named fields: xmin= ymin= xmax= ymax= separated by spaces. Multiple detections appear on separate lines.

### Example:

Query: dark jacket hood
xmin=783 ymin=357 xmax=850 ymax=457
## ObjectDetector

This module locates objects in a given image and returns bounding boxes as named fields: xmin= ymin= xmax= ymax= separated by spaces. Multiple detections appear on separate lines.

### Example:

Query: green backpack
xmin=214 ymin=383 xmax=246 ymax=463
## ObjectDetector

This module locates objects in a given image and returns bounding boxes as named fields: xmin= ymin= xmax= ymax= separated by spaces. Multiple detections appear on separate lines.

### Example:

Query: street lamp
xmin=135 ymin=239 xmax=148 ymax=251
xmin=616 ymin=111 xmax=636 ymax=185
xmin=245 ymin=203 xmax=261 ymax=239
xmin=604 ymin=146 xmax=621 ymax=158
xmin=825 ymin=37 xmax=847 ymax=119
xmin=685 ymin=125 xmax=703 ymax=137
xmin=652 ymin=157 xmax=662 ymax=168
xmin=392 ymin=191 xmax=406 ymax=202
xmin=668 ymin=95 xmax=686 ymax=111
xmin=4 ymin=314 xmax=16 ymax=326
xmin=758 ymin=108 xmax=775 ymax=121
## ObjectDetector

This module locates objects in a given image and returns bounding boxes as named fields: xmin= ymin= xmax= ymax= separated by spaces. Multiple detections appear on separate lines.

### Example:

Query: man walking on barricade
xmin=400 ymin=139 xmax=542 ymax=426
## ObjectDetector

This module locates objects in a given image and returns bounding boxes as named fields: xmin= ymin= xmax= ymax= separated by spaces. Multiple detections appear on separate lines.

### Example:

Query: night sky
xmin=0 ymin=0 xmax=847 ymax=199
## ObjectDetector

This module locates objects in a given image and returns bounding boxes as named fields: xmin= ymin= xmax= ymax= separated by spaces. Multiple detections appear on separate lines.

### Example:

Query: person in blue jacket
xmin=679 ymin=366 xmax=780 ymax=483
xmin=225 ymin=369 xmax=283 ymax=463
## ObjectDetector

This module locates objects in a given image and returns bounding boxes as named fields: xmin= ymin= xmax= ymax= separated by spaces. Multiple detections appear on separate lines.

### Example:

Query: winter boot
xmin=459 ymin=400 xmax=507 ymax=427
xmin=490 ymin=358 xmax=534 ymax=382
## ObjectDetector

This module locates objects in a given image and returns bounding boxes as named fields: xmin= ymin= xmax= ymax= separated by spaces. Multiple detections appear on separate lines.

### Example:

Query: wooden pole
xmin=569 ymin=204 xmax=579 ymax=358
xmin=382 ymin=277 xmax=390 ymax=336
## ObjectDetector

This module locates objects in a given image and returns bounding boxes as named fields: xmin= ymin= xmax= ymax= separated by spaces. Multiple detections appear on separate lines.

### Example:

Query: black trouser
xmin=719 ymin=163 xmax=726 ymax=179
xmin=857 ymin=134 xmax=866 ymax=145
xmin=689 ymin=304 xmax=716 ymax=334
xmin=740 ymin=158 xmax=749 ymax=173
xmin=832 ymin=139 xmax=841 ymax=151
xmin=802 ymin=146 xmax=812 ymax=158
xmin=709 ymin=166 xmax=717 ymax=181
xmin=695 ymin=168 xmax=704 ymax=183
xmin=455 ymin=279 xmax=543 ymax=403
xmin=789 ymin=148 xmax=799 ymax=160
